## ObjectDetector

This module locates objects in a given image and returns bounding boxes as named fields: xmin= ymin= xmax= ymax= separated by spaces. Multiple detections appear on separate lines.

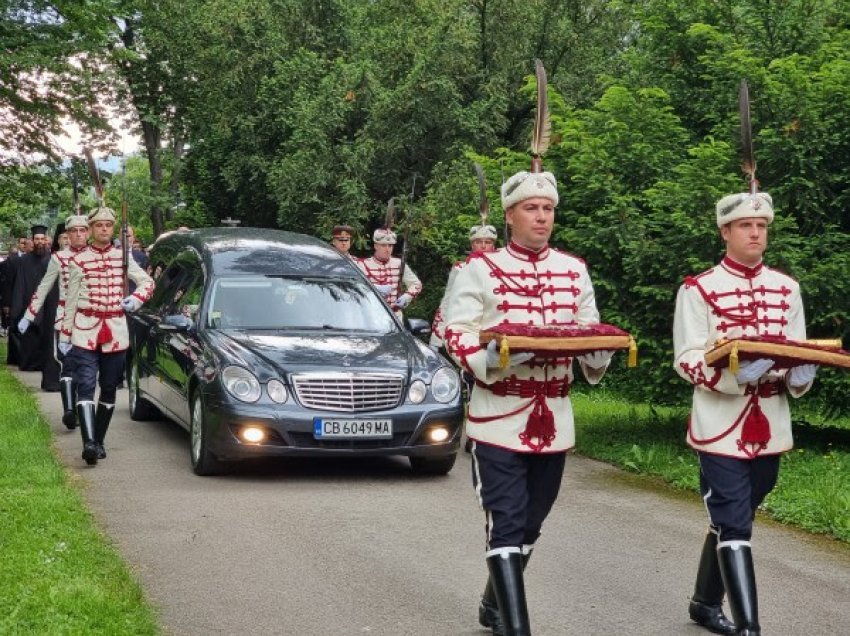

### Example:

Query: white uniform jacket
xmin=24 ymin=247 xmax=86 ymax=330
xmin=673 ymin=256 xmax=812 ymax=459
xmin=60 ymin=244 xmax=154 ymax=352
xmin=356 ymin=256 xmax=422 ymax=306
xmin=430 ymin=260 xmax=465 ymax=348
xmin=443 ymin=242 xmax=607 ymax=453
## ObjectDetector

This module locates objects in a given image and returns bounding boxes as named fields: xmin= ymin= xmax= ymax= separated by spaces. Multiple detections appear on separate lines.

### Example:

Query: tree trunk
xmin=141 ymin=120 xmax=165 ymax=236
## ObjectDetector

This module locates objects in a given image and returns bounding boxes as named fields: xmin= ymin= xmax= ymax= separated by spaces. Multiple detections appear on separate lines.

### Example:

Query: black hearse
xmin=127 ymin=228 xmax=462 ymax=475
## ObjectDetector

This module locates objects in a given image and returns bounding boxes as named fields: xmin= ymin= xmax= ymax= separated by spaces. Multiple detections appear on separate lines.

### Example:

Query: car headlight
xmin=267 ymin=379 xmax=288 ymax=404
xmin=222 ymin=366 xmax=261 ymax=402
xmin=431 ymin=367 xmax=460 ymax=403
xmin=408 ymin=379 xmax=427 ymax=404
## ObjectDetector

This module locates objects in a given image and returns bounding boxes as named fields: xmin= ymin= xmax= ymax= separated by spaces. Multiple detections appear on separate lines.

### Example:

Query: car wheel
xmin=409 ymin=454 xmax=457 ymax=476
xmin=190 ymin=393 xmax=222 ymax=476
xmin=128 ymin=356 xmax=158 ymax=421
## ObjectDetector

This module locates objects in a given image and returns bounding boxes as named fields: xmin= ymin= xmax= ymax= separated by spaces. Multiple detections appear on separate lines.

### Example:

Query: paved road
xmin=15 ymin=369 xmax=850 ymax=635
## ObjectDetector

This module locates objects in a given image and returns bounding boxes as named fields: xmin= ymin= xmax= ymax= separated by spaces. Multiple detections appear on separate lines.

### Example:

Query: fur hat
xmin=372 ymin=228 xmax=397 ymax=245
xmin=501 ymin=171 xmax=559 ymax=210
xmin=88 ymin=206 xmax=116 ymax=224
xmin=469 ymin=225 xmax=498 ymax=241
xmin=715 ymin=192 xmax=774 ymax=227
xmin=331 ymin=224 xmax=353 ymax=238
xmin=65 ymin=214 xmax=89 ymax=230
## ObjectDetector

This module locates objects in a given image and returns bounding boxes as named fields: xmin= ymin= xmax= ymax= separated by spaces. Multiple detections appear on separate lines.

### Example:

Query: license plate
xmin=313 ymin=418 xmax=393 ymax=439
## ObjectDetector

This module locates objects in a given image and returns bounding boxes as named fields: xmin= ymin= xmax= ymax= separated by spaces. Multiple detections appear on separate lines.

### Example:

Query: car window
xmin=176 ymin=271 xmax=204 ymax=321
xmin=145 ymin=261 xmax=189 ymax=313
xmin=146 ymin=250 xmax=203 ymax=315
xmin=206 ymin=276 xmax=397 ymax=333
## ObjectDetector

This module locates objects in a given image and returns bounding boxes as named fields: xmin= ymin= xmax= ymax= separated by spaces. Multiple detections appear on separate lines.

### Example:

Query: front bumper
xmin=202 ymin=393 xmax=463 ymax=461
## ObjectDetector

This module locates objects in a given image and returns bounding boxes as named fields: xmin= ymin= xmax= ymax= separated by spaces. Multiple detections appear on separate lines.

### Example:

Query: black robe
xmin=8 ymin=251 xmax=55 ymax=373
xmin=2 ymin=253 xmax=21 ymax=365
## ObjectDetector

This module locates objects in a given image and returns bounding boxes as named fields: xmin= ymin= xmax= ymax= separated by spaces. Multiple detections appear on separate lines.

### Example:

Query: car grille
xmin=290 ymin=372 xmax=405 ymax=412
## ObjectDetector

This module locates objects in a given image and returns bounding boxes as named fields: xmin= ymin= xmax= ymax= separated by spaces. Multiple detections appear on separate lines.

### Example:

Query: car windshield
xmin=205 ymin=276 xmax=397 ymax=333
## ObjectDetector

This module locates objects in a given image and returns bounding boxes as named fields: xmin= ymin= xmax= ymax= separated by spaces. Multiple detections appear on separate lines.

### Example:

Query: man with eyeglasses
xmin=6 ymin=225 xmax=53 ymax=373
xmin=1 ymin=235 xmax=31 ymax=360
xmin=330 ymin=225 xmax=355 ymax=258
xmin=443 ymin=169 xmax=613 ymax=635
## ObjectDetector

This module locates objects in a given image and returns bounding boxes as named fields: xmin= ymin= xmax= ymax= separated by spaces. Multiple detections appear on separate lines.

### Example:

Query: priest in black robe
xmin=8 ymin=225 xmax=56 ymax=381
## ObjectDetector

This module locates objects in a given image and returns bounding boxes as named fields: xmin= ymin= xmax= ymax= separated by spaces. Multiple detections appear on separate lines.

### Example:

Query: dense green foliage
xmin=2 ymin=0 xmax=850 ymax=413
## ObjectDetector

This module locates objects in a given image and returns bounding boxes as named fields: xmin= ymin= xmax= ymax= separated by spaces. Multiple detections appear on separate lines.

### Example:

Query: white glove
xmin=121 ymin=296 xmax=142 ymax=313
xmin=58 ymin=342 xmax=73 ymax=356
xmin=393 ymin=293 xmax=412 ymax=310
xmin=485 ymin=339 xmax=534 ymax=369
xmin=787 ymin=364 xmax=817 ymax=387
xmin=735 ymin=358 xmax=774 ymax=384
xmin=579 ymin=349 xmax=614 ymax=369
xmin=374 ymin=284 xmax=394 ymax=298
xmin=17 ymin=317 xmax=31 ymax=334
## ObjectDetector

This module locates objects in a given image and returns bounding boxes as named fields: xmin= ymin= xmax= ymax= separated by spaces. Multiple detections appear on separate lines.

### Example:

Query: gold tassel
xmin=628 ymin=336 xmax=637 ymax=368
xmin=499 ymin=336 xmax=510 ymax=369
xmin=729 ymin=342 xmax=740 ymax=374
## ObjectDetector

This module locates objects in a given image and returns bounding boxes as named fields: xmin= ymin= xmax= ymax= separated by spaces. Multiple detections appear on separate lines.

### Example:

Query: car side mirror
xmin=407 ymin=318 xmax=431 ymax=337
xmin=160 ymin=314 xmax=193 ymax=332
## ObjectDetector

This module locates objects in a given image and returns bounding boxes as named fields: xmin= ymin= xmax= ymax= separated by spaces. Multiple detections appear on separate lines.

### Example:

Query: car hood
xmin=203 ymin=330 xmax=435 ymax=380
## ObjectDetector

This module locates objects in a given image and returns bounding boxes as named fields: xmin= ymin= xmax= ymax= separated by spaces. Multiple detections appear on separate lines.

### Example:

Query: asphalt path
xmin=15 ymin=368 xmax=850 ymax=635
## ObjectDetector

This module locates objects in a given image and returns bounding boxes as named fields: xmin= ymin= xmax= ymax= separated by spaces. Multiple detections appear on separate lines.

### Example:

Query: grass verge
xmin=572 ymin=389 xmax=850 ymax=544
xmin=0 ymin=342 xmax=159 ymax=634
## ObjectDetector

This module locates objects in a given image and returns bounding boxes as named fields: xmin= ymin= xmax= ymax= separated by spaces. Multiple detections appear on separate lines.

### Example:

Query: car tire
xmin=409 ymin=454 xmax=457 ymax=476
xmin=190 ymin=393 xmax=222 ymax=476
xmin=128 ymin=356 xmax=159 ymax=421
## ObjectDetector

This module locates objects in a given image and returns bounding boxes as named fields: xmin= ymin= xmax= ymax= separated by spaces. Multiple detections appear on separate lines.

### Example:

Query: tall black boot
xmin=689 ymin=532 xmax=736 ymax=634
xmin=77 ymin=401 xmax=99 ymax=466
xmin=59 ymin=377 xmax=77 ymax=429
xmin=94 ymin=403 xmax=114 ymax=460
xmin=717 ymin=542 xmax=760 ymax=635
xmin=486 ymin=549 xmax=531 ymax=636
xmin=480 ymin=546 xmax=533 ymax=634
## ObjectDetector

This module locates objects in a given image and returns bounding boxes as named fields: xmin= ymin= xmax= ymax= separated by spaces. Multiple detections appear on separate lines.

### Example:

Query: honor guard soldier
xmin=330 ymin=224 xmax=355 ymax=258
xmin=59 ymin=206 xmax=154 ymax=465
xmin=19 ymin=214 xmax=90 ymax=427
xmin=673 ymin=192 xmax=815 ymax=635
xmin=356 ymin=228 xmax=422 ymax=314
xmin=443 ymin=170 xmax=613 ymax=635
xmin=431 ymin=223 xmax=498 ymax=349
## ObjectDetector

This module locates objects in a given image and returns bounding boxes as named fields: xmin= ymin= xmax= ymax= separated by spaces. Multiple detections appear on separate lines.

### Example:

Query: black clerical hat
xmin=30 ymin=224 xmax=48 ymax=237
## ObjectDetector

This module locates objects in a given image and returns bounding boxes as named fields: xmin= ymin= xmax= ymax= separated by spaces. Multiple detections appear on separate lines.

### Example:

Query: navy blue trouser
xmin=471 ymin=442 xmax=567 ymax=550
xmin=698 ymin=452 xmax=781 ymax=542
xmin=70 ymin=347 xmax=126 ymax=404
xmin=56 ymin=332 xmax=77 ymax=377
